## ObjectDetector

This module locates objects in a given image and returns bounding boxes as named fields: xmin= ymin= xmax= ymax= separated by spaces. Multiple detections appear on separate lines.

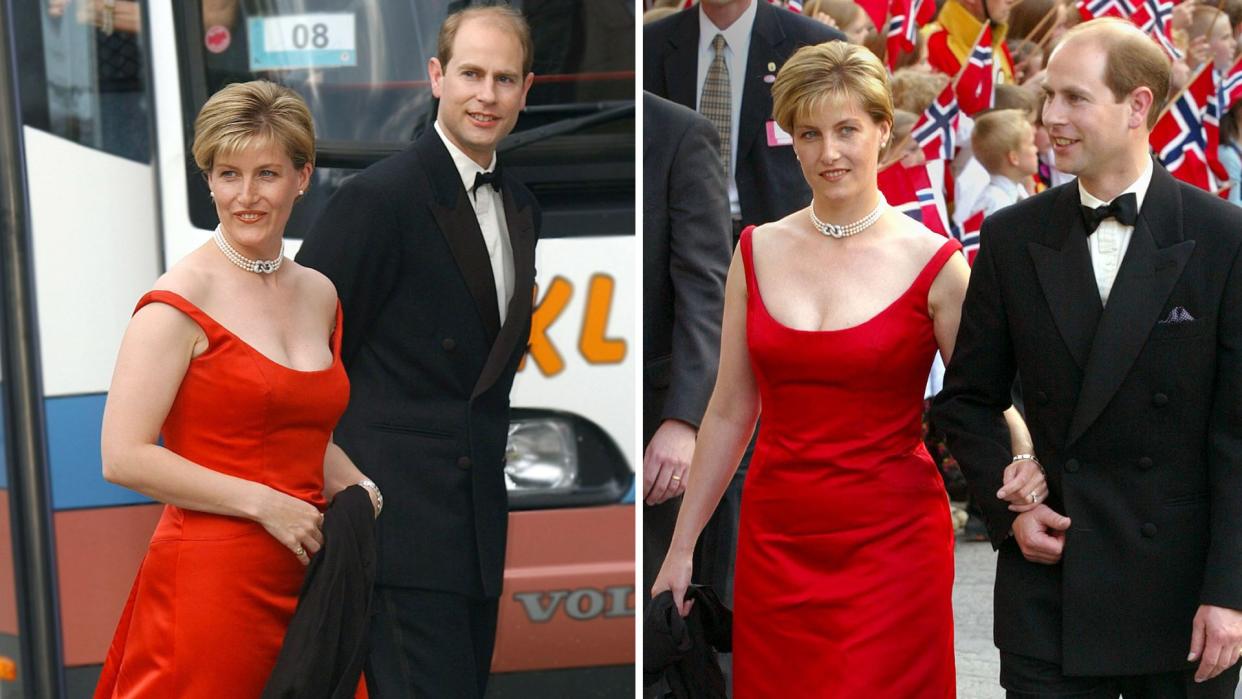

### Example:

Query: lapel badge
xmin=764 ymin=74 xmax=776 ymax=84
xmin=767 ymin=61 xmax=776 ymax=71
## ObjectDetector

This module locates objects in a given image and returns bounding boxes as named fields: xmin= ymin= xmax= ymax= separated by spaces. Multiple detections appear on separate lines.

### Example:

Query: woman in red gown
xmin=94 ymin=81 xmax=377 ymax=698
xmin=651 ymin=43 xmax=1044 ymax=696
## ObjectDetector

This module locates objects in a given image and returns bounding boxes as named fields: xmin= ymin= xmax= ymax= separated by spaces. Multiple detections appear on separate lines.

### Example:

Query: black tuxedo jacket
xmin=931 ymin=162 xmax=1242 ymax=675
xmin=643 ymin=92 xmax=731 ymax=442
xmin=296 ymin=129 xmax=539 ymax=598
xmin=643 ymin=2 xmax=843 ymax=229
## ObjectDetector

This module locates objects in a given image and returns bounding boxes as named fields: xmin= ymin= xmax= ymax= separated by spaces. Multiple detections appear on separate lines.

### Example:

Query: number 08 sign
xmin=248 ymin=14 xmax=356 ymax=71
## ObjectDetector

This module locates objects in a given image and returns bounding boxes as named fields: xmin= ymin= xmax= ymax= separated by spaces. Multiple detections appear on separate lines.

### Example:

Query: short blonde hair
xmin=971 ymin=109 xmax=1033 ymax=173
xmin=884 ymin=109 xmax=919 ymax=161
xmin=890 ymin=68 xmax=950 ymax=114
xmin=1189 ymin=5 xmax=1230 ymax=44
xmin=192 ymin=80 xmax=315 ymax=172
xmin=772 ymin=41 xmax=893 ymax=135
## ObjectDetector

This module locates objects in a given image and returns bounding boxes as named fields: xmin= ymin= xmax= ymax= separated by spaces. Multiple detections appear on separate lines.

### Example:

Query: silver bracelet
xmin=1011 ymin=453 xmax=1044 ymax=473
xmin=357 ymin=479 xmax=383 ymax=516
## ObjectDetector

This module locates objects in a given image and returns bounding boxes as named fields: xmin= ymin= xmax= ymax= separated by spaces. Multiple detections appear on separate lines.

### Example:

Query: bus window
xmin=173 ymin=1 xmax=634 ymax=240
xmin=23 ymin=1 xmax=152 ymax=162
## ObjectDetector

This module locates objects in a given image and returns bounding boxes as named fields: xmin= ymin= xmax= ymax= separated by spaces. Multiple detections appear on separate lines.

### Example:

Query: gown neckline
xmin=141 ymin=289 xmax=341 ymax=375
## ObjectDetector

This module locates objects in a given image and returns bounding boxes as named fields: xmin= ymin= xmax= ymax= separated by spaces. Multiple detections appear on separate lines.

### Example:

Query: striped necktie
xmin=700 ymin=33 xmax=732 ymax=178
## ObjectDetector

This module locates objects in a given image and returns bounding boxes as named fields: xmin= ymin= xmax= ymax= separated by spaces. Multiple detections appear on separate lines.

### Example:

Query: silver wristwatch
xmin=357 ymin=478 xmax=383 ymax=516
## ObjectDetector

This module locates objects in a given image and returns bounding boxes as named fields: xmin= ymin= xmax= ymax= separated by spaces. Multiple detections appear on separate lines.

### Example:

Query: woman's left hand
xmin=997 ymin=458 xmax=1048 ymax=513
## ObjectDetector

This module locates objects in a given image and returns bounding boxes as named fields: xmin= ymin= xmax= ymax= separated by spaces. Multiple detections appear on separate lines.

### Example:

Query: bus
xmin=0 ymin=1 xmax=635 ymax=696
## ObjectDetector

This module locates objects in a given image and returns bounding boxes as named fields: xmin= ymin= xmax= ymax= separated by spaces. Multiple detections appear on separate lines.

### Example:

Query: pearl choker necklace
xmin=213 ymin=226 xmax=283 ymax=274
xmin=809 ymin=194 xmax=886 ymax=238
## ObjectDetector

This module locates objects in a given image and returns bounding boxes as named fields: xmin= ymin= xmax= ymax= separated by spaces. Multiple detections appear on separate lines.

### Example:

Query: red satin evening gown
xmin=733 ymin=227 xmax=958 ymax=697
xmin=94 ymin=290 xmax=362 ymax=699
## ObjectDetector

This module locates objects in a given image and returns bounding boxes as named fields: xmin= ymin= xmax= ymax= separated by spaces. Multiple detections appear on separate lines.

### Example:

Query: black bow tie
xmin=471 ymin=169 xmax=501 ymax=195
xmin=1081 ymin=192 xmax=1138 ymax=233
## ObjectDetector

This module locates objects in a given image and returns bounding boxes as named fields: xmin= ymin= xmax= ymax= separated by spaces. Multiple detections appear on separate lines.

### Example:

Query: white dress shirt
xmin=434 ymin=121 xmax=515 ymax=325
xmin=971 ymin=173 xmax=1027 ymax=219
xmin=1078 ymin=157 xmax=1153 ymax=306
xmin=696 ymin=1 xmax=757 ymax=219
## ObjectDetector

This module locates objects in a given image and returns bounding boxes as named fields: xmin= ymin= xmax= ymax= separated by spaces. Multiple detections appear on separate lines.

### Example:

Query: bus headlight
xmin=505 ymin=418 xmax=578 ymax=494
xmin=504 ymin=408 xmax=631 ymax=509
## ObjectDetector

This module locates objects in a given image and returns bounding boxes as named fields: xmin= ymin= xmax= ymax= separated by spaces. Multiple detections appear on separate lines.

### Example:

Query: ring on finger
xmin=294 ymin=545 xmax=306 ymax=557
xmin=1028 ymin=491 xmax=1040 ymax=504
xmin=670 ymin=474 xmax=682 ymax=482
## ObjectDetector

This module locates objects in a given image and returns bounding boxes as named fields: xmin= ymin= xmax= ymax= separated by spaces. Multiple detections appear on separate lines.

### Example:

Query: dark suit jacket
xmin=931 ymin=162 xmax=1242 ymax=675
xmin=643 ymin=92 xmax=731 ymax=443
xmin=296 ymin=129 xmax=540 ymax=598
xmin=643 ymin=2 xmax=842 ymax=229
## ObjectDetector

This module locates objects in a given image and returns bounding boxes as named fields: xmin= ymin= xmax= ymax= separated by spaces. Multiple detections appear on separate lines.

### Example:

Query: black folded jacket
xmin=644 ymin=585 xmax=732 ymax=699
xmin=262 ymin=485 xmax=377 ymax=699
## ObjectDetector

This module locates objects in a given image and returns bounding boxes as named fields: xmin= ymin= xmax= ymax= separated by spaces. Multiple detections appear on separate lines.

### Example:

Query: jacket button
xmin=1035 ymin=391 xmax=1049 ymax=405
xmin=456 ymin=456 xmax=472 ymax=470
xmin=1153 ymin=392 xmax=1169 ymax=407
xmin=442 ymin=338 xmax=457 ymax=352
xmin=1138 ymin=457 xmax=1153 ymax=470
xmin=1141 ymin=523 xmax=1158 ymax=538
xmin=1065 ymin=458 xmax=1080 ymax=473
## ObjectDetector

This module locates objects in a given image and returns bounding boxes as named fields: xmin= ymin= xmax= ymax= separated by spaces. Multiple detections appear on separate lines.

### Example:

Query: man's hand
xmin=1011 ymin=504 xmax=1071 ymax=564
xmin=1188 ymin=605 xmax=1242 ymax=683
xmin=643 ymin=420 xmax=696 ymax=506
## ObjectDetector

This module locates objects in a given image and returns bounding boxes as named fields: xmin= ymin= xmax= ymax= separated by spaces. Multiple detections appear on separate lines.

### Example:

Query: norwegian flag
xmin=913 ymin=83 xmax=960 ymax=161
xmin=878 ymin=162 xmax=951 ymax=236
xmin=955 ymin=25 xmax=995 ymax=116
xmin=1075 ymin=0 xmax=1139 ymax=22
xmin=1078 ymin=0 xmax=1183 ymax=60
xmin=955 ymin=210 xmax=985 ymax=266
xmin=1220 ymin=56 xmax=1242 ymax=113
xmin=1151 ymin=65 xmax=1217 ymax=189
xmin=1132 ymin=0 xmax=1183 ymax=60
xmin=886 ymin=0 xmax=934 ymax=69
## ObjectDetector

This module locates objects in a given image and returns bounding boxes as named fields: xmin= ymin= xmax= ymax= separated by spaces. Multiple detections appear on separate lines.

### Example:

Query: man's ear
xmin=1008 ymin=150 xmax=1021 ymax=168
xmin=518 ymin=72 xmax=534 ymax=111
xmin=1129 ymin=86 xmax=1155 ymax=130
xmin=428 ymin=57 xmax=445 ymax=99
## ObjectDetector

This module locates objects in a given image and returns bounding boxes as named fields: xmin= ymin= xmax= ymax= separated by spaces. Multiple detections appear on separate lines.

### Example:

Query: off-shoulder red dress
xmin=94 ymin=290 xmax=359 ymax=698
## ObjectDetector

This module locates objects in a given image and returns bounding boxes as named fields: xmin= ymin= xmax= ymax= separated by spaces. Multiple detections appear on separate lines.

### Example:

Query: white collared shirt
xmin=972 ymin=173 xmax=1027 ymax=219
xmin=1078 ymin=156 xmax=1154 ymax=306
xmin=434 ymin=121 xmax=514 ymax=325
xmin=696 ymin=0 xmax=757 ymax=218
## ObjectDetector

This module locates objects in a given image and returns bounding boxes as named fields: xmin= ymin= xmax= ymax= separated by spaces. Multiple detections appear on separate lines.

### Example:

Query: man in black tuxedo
xmin=296 ymin=6 xmax=538 ymax=697
xmin=932 ymin=18 xmax=1242 ymax=696
xmin=643 ymin=0 xmax=843 ymax=239
xmin=642 ymin=91 xmax=731 ymax=599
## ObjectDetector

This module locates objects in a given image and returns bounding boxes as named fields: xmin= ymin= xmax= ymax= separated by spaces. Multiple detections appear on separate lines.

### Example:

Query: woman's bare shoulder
xmin=148 ymin=246 xmax=213 ymax=304
xmin=288 ymin=261 xmax=340 ymax=320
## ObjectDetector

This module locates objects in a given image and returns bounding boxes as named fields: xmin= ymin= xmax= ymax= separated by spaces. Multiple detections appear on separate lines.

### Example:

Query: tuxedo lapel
xmin=1028 ymin=184 xmax=1102 ymax=371
xmin=664 ymin=12 xmax=700 ymax=110
xmin=738 ymin=3 xmax=784 ymax=162
xmin=419 ymin=134 xmax=502 ymax=342
xmin=472 ymin=181 xmax=536 ymax=399
xmin=1066 ymin=166 xmax=1195 ymax=446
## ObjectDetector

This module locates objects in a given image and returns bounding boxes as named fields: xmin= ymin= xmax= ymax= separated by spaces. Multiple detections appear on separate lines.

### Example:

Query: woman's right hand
xmin=254 ymin=486 xmax=324 ymax=566
xmin=651 ymin=549 xmax=695 ymax=617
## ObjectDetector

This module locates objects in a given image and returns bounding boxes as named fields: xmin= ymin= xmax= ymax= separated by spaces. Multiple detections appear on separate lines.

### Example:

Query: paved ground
xmin=953 ymin=540 xmax=1004 ymax=699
